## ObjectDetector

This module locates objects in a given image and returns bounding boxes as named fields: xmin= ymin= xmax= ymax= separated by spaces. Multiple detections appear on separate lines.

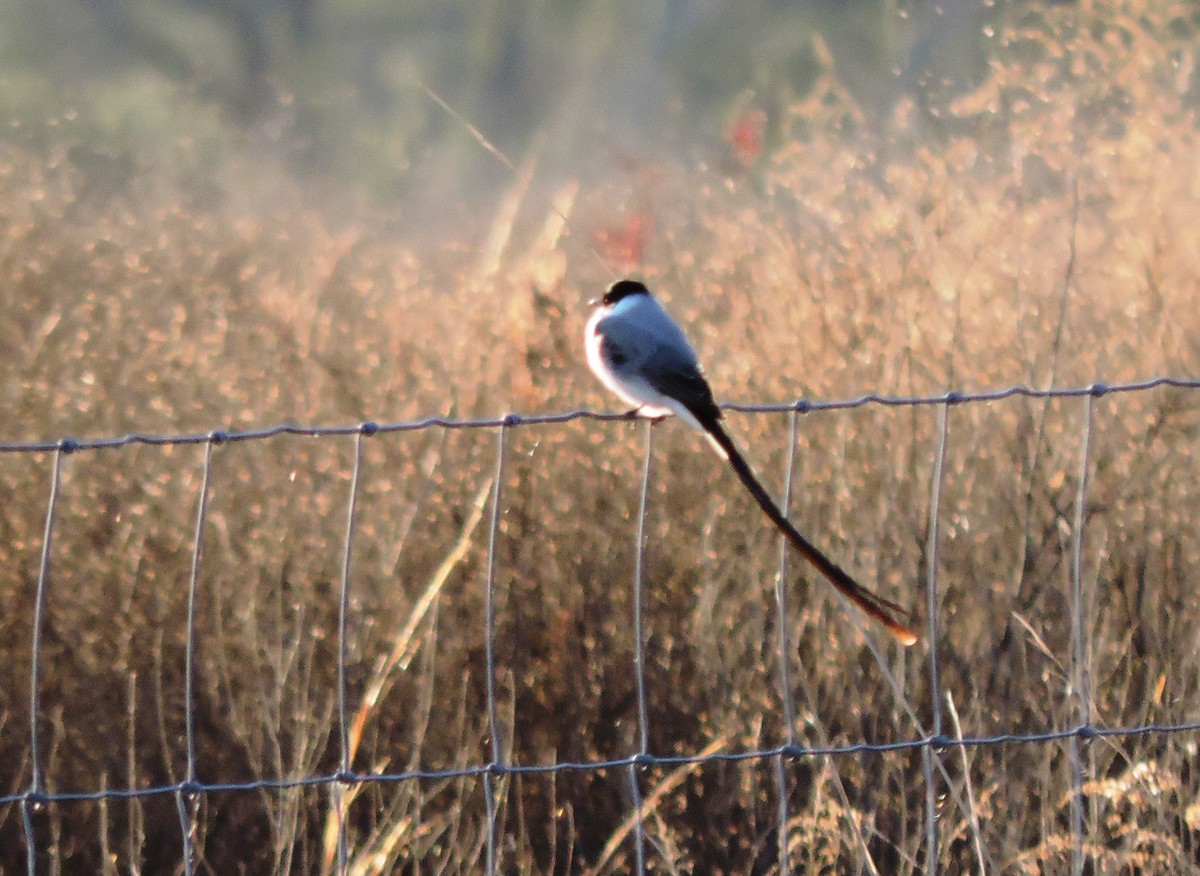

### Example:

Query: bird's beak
xmin=586 ymin=297 xmax=600 ymax=307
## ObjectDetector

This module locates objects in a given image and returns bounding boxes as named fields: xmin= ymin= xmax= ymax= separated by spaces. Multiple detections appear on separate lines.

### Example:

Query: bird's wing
xmin=596 ymin=310 xmax=722 ymax=424
xmin=643 ymin=360 xmax=722 ymax=425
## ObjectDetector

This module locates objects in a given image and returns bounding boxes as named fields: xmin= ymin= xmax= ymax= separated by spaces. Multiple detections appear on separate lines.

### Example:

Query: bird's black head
xmin=602 ymin=278 xmax=651 ymax=306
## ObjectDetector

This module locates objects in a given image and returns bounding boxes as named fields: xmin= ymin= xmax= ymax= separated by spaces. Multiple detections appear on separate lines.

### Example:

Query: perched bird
xmin=585 ymin=278 xmax=918 ymax=646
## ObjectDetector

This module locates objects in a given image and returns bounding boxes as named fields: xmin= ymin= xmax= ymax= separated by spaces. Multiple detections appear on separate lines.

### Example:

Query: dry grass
xmin=2 ymin=1 xmax=1200 ymax=872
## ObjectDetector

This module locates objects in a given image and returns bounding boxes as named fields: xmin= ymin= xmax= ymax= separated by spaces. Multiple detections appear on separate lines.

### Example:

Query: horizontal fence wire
xmin=2 ymin=375 xmax=1197 ymax=455
xmin=5 ymin=722 xmax=1200 ymax=808
xmin=7 ymin=375 xmax=1200 ymax=874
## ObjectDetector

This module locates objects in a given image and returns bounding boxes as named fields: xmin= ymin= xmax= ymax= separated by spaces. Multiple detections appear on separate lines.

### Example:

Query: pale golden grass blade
xmin=584 ymin=735 xmax=728 ymax=876
xmin=320 ymin=476 xmax=494 ymax=873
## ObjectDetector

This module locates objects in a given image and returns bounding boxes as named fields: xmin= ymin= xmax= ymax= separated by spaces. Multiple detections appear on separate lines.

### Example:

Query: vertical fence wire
xmin=919 ymin=744 xmax=938 ymax=874
xmin=28 ymin=446 xmax=65 ymax=793
xmin=19 ymin=795 xmax=37 ymax=876
xmin=184 ymin=440 xmax=216 ymax=782
xmin=333 ymin=429 xmax=368 ymax=874
xmin=173 ymin=789 xmax=195 ymax=876
xmin=623 ymin=421 xmax=657 ymax=874
xmin=773 ymin=408 xmax=802 ymax=874
xmin=178 ymin=436 xmax=218 ymax=875
xmin=483 ymin=419 xmax=512 ymax=876
xmin=1068 ymin=392 xmax=1097 ymax=876
xmin=627 ymin=762 xmax=647 ymax=876
xmin=922 ymin=401 xmax=952 ymax=873
xmin=24 ymin=444 xmax=68 ymax=875
xmin=925 ymin=403 xmax=951 ymax=741
xmin=483 ymin=772 xmax=498 ymax=876
xmin=632 ymin=421 xmax=655 ymax=758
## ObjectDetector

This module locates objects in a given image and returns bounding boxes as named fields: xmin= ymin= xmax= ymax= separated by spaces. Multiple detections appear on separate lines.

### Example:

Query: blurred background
xmin=2 ymin=0 xmax=995 ymax=235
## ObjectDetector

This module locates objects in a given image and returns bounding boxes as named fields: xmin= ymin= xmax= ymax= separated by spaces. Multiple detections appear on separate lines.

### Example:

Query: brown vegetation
xmin=1 ymin=1 xmax=1199 ymax=872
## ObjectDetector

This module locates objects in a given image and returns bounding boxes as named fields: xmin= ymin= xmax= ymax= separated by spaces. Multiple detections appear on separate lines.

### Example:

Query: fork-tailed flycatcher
xmin=585 ymin=278 xmax=918 ymax=646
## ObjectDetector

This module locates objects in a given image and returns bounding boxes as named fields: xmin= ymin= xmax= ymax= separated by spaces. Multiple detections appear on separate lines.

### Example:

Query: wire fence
xmin=5 ymin=376 xmax=1200 ymax=874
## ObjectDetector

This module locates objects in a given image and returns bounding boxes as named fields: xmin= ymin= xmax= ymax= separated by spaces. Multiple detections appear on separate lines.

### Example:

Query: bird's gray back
xmin=601 ymin=296 xmax=700 ymax=375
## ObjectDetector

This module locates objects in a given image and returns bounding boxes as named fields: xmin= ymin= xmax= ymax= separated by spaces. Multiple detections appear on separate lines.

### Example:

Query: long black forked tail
xmin=701 ymin=417 xmax=919 ymax=646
